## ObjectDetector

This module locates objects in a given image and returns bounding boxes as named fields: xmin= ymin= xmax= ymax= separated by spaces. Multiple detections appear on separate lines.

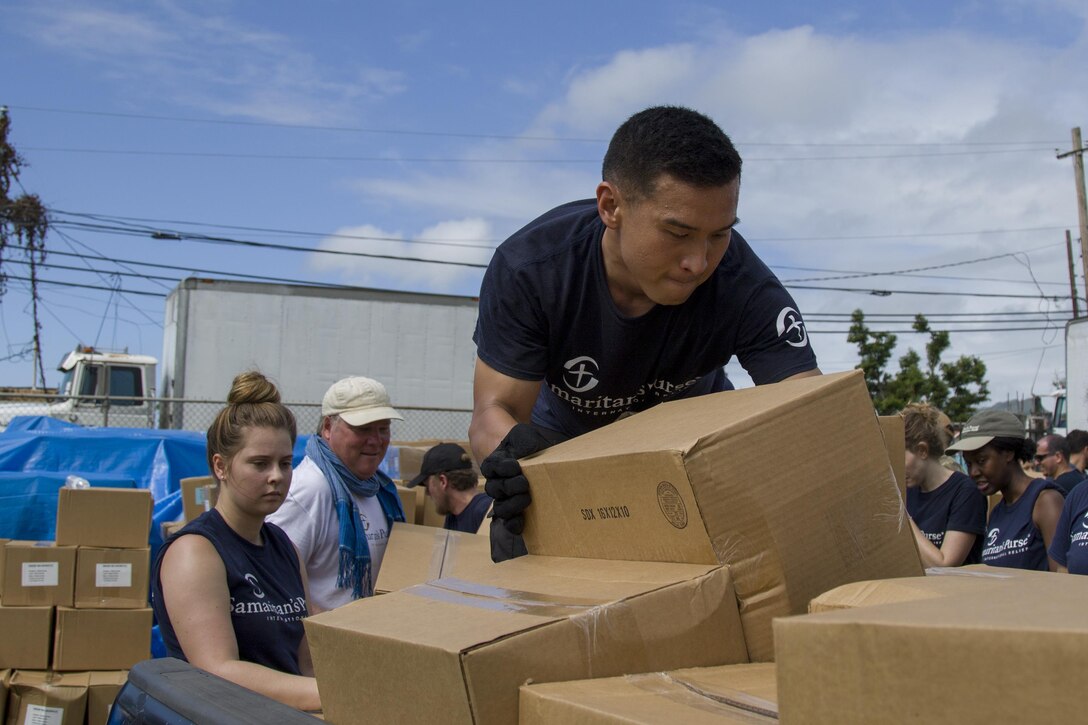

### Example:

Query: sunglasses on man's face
xmin=1033 ymin=452 xmax=1057 ymax=462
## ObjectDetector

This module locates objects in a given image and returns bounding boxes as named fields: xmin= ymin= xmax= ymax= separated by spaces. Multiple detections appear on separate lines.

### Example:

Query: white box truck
xmin=160 ymin=278 xmax=479 ymax=438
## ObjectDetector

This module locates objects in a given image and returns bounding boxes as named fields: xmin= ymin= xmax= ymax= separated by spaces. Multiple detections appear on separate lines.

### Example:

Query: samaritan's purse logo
xmin=986 ymin=528 xmax=999 ymax=547
xmin=657 ymin=481 xmax=688 ymax=529
xmin=776 ymin=307 xmax=808 ymax=348
xmin=563 ymin=355 xmax=600 ymax=393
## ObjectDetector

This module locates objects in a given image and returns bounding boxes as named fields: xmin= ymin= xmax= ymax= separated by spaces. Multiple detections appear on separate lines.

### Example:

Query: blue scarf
xmin=306 ymin=435 xmax=405 ymax=598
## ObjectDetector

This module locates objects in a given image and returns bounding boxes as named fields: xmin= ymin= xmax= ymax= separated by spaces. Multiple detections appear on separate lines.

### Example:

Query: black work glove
xmin=481 ymin=423 xmax=564 ymax=536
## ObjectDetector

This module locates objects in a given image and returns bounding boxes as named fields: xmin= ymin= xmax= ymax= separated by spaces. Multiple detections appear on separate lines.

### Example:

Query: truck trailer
xmin=160 ymin=278 xmax=479 ymax=438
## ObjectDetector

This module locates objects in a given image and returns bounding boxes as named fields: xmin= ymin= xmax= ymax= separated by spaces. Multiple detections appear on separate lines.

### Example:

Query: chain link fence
xmin=0 ymin=392 xmax=472 ymax=442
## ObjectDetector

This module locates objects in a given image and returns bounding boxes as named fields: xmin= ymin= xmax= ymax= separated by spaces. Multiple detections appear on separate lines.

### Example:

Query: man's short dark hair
xmin=602 ymin=106 xmax=742 ymax=201
xmin=1039 ymin=434 xmax=1071 ymax=460
xmin=444 ymin=467 xmax=478 ymax=492
xmin=1068 ymin=429 xmax=1088 ymax=453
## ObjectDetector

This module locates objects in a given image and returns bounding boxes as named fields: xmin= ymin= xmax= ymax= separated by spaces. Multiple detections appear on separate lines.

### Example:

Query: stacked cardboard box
xmin=520 ymin=663 xmax=779 ymax=724
xmin=52 ymin=487 xmax=153 ymax=672
xmin=519 ymin=370 xmax=923 ymax=661
xmin=306 ymin=371 xmax=924 ymax=723
xmin=308 ymin=556 xmax=748 ymax=725
xmin=373 ymin=523 xmax=494 ymax=594
xmin=775 ymin=569 xmax=1088 ymax=723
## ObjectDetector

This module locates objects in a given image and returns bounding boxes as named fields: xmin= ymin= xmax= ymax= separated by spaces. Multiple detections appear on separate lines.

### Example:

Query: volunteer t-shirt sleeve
xmin=473 ymin=250 xmax=549 ymax=381
xmin=946 ymin=477 xmax=988 ymax=535
xmin=733 ymin=280 xmax=818 ymax=384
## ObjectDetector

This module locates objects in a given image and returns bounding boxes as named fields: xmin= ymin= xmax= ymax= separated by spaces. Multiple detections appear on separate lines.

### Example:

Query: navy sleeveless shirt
xmin=982 ymin=478 xmax=1063 ymax=571
xmin=152 ymin=509 xmax=308 ymax=674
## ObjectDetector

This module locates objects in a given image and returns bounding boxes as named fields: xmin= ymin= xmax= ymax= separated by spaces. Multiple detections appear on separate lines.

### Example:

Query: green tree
xmin=0 ymin=107 xmax=49 ymax=388
xmin=848 ymin=309 xmax=989 ymax=419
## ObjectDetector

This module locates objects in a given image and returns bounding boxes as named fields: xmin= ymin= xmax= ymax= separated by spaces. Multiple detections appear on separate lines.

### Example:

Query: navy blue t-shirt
xmin=152 ymin=509 xmax=308 ymax=675
xmin=474 ymin=199 xmax=818 ymax=437
xmin=906 ymin=471 xmax=987 ymax=565
xmin=445 ymin=492 xmax=492 ymax=533
xmin=1054 ymin=469 xmax=1085 ymax=496
xmin=982 ymin=478 xmax=1064 ymax=571
xmin=1048 ymin=481 xmax=1088 ymax=573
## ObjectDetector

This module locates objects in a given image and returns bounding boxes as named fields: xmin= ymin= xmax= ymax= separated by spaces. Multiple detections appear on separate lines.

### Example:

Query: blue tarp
xmin=1 ymin=417 xmax=313 ymax=658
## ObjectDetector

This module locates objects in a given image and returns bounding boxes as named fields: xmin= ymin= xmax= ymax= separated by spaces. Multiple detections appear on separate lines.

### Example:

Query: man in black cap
xmin=408 ymin=443 xmax=492 ymax=533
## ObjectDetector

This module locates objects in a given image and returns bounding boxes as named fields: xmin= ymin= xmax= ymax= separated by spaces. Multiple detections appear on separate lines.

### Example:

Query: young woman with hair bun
xmin=902 ymin=403 xmax=988 ymax=567
xmin=152 ymin=371 xmax=320 ymax=712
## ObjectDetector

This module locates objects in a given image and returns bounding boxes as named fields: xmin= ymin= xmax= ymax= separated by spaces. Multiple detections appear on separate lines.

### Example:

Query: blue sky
xmin=1 ymin=0 xmax=1086 ymax=410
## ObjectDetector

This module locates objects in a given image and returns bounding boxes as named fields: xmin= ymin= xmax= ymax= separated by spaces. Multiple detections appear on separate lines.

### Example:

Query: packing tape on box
xmin=406 ymin=577 xmax=610 ymax=618
xmin=427 ymin=530 xmax=448 ymax=581
xmin=625 ymin=672 xmax=779 ymax=722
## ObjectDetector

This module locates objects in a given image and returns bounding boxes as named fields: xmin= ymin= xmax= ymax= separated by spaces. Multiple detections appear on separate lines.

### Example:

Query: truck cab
xmin=0 ymin=345 xmax=157 ymax=430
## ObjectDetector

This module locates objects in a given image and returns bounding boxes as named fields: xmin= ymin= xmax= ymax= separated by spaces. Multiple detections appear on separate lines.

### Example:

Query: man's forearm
xmin=469 ymin=404 xmax=519 ymax=464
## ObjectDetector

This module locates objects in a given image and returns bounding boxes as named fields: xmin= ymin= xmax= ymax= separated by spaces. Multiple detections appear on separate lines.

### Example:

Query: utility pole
xmin=1057 ymin=127 xmax=1088 ymax=291
xmin=1067 ymin=230 xmax=1081 ymax=318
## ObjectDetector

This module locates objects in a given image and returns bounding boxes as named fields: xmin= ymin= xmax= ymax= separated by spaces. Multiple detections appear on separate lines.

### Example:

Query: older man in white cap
xmin=269 ymin=376 xmax=406 ymax=612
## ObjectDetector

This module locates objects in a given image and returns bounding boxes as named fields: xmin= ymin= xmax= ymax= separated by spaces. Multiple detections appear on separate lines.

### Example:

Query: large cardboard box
xmin=808 ymin=565 xmax=1052 ymax=613
xmin=86 ymin=671 xmax=128 ymax=725
xmin=878 ymin=414 xmax=906 ymax=499
xmin=52 ymin=607 xmax=152 ymax=671
xmin=520 ymin=663 xmax=778 ymax=724
xmin=0 ymin=538 xmax=8 ymax=601
xmin=520 ymin=370 xmax=923 ymax=660
xmin=0 ymin=669 xmax=7 ymax=725
xmin=775 ymin=573 xmax=1088 ymax=724
xmin=74 ymin=547 xmax=150 ymax=609
xmin=395 ymin=485 xmax=424 ymax=525
xmin=6 ymin=671 xmax=89 ymax=725
xmin=307 ymin=556 xmax=748 ymax=725
xmin=374 ymin=523 xmax=494 ymax=594
xmin=0 ymin=604 xmax=53 ymax=669
xmin=55 ymin=488 xmax=152 ymax=549
xmin=179 ymin=476 xmax=218 ymax=523
xmin=2 ymin=541 xmax=77 ymax=607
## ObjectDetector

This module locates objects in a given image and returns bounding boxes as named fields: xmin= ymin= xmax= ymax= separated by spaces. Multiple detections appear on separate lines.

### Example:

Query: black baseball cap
xmin=406 ymin=442 xmax=473 ymax=487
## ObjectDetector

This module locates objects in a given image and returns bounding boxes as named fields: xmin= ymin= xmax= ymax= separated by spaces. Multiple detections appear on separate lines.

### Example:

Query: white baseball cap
xmin=322 ymin=376 xmax=403 ymax=426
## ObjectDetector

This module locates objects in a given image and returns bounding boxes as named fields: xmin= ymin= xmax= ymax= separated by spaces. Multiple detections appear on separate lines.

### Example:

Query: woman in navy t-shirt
xmin=947 ymin=410 xmax=1064 ymax=572
xmin=902 ymin=403 xmax=987 ymax=567
xmin=152 ymin=372 xmax=320 ymax=712
xmin=1048 ymin=481 xmax=1088 ymax=573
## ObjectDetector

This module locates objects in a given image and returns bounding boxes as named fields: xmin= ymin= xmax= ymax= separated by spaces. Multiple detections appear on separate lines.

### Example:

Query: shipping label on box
xmin=2 ymin=541 xmax=76 ymax=607
xmin=53 ymin=607 xmax=152 ymax=671
xmin=307 ymin=556 xmax=749 ymax=725
xmin=55 ymin=488 xmax=152 ymax=549
xmin=7 ymin=670 xmax=90 ymax=725
xmin=374 ymin=523 xmax=493 ymax=595
xmin=74 ymin=547 xmax=150 ymax=609
xmin=0 ymin=604 xmax=53 ymax=669
xmin=520 ymin=663 xmax=779 ymax=725
xmin=776 ymin=573 xmax=1088 ymax=724
xmin=521 ymin=370 xmax=924 ymax=661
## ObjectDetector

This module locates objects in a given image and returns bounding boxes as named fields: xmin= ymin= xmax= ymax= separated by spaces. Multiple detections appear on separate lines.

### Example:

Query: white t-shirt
xmin=268 ymin=456 xmax=390 ymax=612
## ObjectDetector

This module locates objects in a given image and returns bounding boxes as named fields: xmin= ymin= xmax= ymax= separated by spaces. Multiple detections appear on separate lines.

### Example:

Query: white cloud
xmin=13 ymin=1 xmax=404 ymax=125
xmin=343 ymin=20 xmax=1088 ymax=410
xmin=308 ymin=219 xmax=493 ymax=294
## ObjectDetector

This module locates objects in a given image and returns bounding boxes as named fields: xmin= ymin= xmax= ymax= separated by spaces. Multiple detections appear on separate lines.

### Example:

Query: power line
xmin=21 ymin=145 xmax=1056 ymax=163
xmin=8 ymin=105 xmax=1068 ymax=147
